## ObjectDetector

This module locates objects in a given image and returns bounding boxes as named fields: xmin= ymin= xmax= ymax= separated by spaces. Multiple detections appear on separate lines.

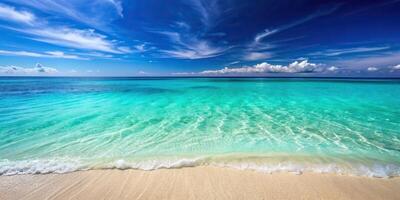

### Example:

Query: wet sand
xmin=1 ymin=166 xmax=400 ymax=200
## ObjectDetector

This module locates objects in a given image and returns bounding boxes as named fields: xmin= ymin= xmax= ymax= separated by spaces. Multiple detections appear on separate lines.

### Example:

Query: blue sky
xmin=0 ymin=0 xmax=400 ymax=77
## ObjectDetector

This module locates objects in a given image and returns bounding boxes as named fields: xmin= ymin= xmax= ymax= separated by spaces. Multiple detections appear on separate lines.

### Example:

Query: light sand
xmin=1 ymin=167 xmax=400 ymax=200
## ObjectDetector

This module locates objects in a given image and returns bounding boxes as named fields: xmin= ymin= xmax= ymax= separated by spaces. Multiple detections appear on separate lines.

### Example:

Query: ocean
xmin=0 ymin=77 xmax=399 ymax=177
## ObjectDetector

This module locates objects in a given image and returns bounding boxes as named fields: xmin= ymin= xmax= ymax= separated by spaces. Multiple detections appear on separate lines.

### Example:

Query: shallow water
xmin=0 ymin=77 xmax=399 ymax=177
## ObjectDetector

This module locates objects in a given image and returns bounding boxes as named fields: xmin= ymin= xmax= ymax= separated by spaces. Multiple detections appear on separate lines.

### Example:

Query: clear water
xmin=0 ymin=77 xmax=399 ymax=177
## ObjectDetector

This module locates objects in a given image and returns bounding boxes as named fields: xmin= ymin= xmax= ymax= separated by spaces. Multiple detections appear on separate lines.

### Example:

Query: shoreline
xmin=1 ymin=167 xmax=400 ymax=200
xmin=2 ymin=155 xmax=400 ymax=177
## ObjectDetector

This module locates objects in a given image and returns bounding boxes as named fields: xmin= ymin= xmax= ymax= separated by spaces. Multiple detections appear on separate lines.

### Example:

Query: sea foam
xmin=0 ymin=159 xmax=85 ymax=176
xmin=1 ymin=157 xmax=399 ymax=178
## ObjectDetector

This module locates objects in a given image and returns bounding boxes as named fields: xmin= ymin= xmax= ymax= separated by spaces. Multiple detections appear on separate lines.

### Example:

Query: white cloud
xmin=243 ymin=52 xmax=272 ymax=61
xmin=0 ymin=49 xmax=87 ymax=60
xmin=34 ymin=63 xmax=57 ymax=73
xmin=138 ymin=70 xmax=148 ymax=75
xmin=327 ymin=66 xmax=338 ymax=71
xmin=0 ymin=63 xmax=58 ymax=74
xmin=171 ymin=72 xmax=197 ymax=76
xmin=132 ymin=43 xmax=155 ymax=53
xmin=134 ymin=44 xmax=146 ymax=52
xmin=198 ymin=60 xmax=324 ymax=75
xmin=85 ymin=69 xmax=100 ymax=73
xmin=392 ymin=64 xmax=400 ymax=70
xmin=0 ymin=3 xmax=35 ymax=24
xmin=367 ymin=67 xmax=378 ymax=71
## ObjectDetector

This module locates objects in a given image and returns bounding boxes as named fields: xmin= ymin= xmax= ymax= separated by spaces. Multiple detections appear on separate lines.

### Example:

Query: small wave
xmin=214 ymin=162 xmax=400 ymax=178
xmin=0 ymin=159 xmax=86 ymax=176
xmin=1 ymin=157 xmax=400 ymax=178
xmin=108 ymin=158 xmax=203 ymax=170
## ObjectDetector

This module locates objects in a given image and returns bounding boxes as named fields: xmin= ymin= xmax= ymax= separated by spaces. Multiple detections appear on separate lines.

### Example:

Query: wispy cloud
xmin=252 ymin=6 xmax=340 ymax=44
xmin=226 ymin=61 xmax=240 ymax=66
xmin=334 ymin=52 xmax=400 ymax=68
xmin=161 ymin=44 xmax=226 ymax=59
xmin=254 ymin=29 xmax=278 ymax=44
xmin=0 ymin=63 xmax=57 ymax=74
xmin=23 ymin=27 xmax=132 ymax=54
xmin=132 ymin=43 xmax=155 ymax=53
xmin=107 ymin=0 xmax=123 ymax=18
xmin=149 ymin=0 xmax=229 ymax=59
xmin=0 ymin=3 xmax=131 ymax=55
xmin=244 ymin=6 xmax=340 ymax=61
xmin=156 ymin=31 xmax=229 ymax=59
xmin=344 ymin=0 xmax=400 ymax=16
xmin=0 ymin=50 xmax=45 ymax=57
xmin=5 ymin=0 xmax=124 ymax=30
xmin=74 ymin=52 xmax=114 ymax=59
xmin=243 ymin=52 xmax=272 ymax=61
xmin=45 ymin=51 xmax=87 ymax=60
xmin=185 ymin=0 xmax=219 ymax=28
xmin=0 ymin=49 xmax=87 ymax=60
xmin=367 ymin=67 xmax=378 ymax=71
xmin=134 ymin=44 xmax=146 ymax=52
xmin=0 ymin=3 xmax=35 ymax=24
xmin=310 ymin=46 xmax=390 ymax=56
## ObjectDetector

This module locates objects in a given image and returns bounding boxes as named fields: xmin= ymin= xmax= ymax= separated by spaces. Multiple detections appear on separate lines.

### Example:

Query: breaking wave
xmin=1 ymin=156 xmax=400 ymax=178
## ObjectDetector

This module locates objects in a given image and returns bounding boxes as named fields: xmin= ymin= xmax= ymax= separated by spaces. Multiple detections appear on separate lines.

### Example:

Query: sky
xmin=0 ymin=0 xmax=400 ymax=77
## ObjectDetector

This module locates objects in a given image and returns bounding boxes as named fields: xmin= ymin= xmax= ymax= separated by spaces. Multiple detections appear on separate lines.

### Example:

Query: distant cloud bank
xmin=175 ymin=60 xmax=328 ymax=75
xmin=0 ymin=63 xmax=58 ymax=75
xmin=201 ymin=60 xmax=322 ymax=74
xmin=174 ymin=60 xmax=400 ymax=76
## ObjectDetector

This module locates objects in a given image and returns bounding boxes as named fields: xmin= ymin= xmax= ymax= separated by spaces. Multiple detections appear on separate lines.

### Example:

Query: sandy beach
xmin=1 ymin=167 xmax=399 ymax=200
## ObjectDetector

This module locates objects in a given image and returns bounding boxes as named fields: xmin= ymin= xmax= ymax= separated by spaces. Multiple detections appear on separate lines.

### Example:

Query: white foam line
xmin=1 ymin=158 xmax=400 ymax=178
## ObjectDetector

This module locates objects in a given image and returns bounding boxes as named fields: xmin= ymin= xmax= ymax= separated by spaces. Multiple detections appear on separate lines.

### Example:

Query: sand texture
xmin=1 ymin=167 xmax=400 ymax=200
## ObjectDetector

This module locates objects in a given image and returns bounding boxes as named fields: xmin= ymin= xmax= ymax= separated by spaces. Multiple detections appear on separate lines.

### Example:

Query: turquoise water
xmin=0 ymin=77 xmax=400 ymax=177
